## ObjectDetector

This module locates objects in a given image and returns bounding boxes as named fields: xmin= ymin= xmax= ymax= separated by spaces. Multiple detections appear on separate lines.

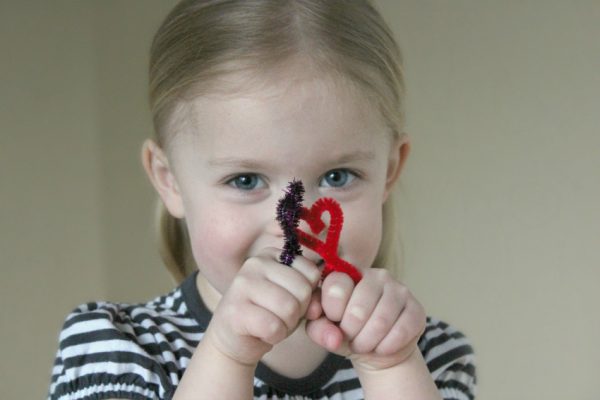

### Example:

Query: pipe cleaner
xmin=275 ymin=180 xmax=363 ymax=284
xmin=275 ymin=179 xmax=304 ymax=265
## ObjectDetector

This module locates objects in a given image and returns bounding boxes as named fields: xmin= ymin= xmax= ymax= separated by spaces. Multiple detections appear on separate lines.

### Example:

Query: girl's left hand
xmin=304 ymin=269 xmax=427 ymax=371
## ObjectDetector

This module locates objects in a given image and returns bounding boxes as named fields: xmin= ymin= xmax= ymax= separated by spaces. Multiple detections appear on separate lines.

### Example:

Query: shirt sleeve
xmin=419 ymin=317 xmax=477 ymax=400
xmin=47 ymin=302 xmax=176 ymax=400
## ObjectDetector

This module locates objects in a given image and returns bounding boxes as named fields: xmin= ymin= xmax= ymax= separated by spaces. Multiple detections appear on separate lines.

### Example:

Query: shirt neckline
xmin=180 ymin=270 xmax=348 ymax=395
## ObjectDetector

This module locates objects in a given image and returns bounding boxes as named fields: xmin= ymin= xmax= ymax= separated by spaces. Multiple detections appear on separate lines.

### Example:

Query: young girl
xmin=48 ymin=1 xmax=476 ymax=399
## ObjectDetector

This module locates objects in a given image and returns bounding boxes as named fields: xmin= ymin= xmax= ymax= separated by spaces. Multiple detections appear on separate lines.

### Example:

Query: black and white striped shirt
xmin=48 ymin=271 xmax=476 ymax=400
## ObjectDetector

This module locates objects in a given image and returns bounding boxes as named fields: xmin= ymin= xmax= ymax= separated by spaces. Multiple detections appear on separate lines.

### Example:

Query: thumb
xmin=305 ymin=316 xmax=345 ymax=353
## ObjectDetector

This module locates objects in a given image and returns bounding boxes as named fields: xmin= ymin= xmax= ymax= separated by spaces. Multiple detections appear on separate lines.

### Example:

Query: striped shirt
xmin=48 ymin=271 xmax=476 ymax=400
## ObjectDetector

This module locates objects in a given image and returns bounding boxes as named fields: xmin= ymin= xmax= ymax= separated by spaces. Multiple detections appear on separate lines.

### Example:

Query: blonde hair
xmin=148 ymin=0 xmax=405 ymax=283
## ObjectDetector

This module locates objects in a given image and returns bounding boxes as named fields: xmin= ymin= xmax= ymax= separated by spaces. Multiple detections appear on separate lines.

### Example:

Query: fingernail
xmin=309 ymin=269 xmax=321 ymax=284
xmin=350 ymin=306 xmax=366 ymax=321
xmin=328 ymin=285 xmax=345 ymax=299
xmin=326 ymin=332 xmax=338 ymax=349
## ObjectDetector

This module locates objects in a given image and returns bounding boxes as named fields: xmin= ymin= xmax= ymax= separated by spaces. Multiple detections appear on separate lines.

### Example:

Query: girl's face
xmin=151 ymin=72 xmax=408 ymax=307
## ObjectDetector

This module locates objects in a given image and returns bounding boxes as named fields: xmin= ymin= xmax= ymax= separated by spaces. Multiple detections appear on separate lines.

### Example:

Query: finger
xmin=260 ymin=247 xmax=321 ymax=289
xmin=305 ymin=289 xmax=323 ymax=321
xmin=236 ymin=303 xmax=288 ymax=346
xmin=321 ymin=272 xmax=355 ymax=322
xmin=375 ymin=296 xmax=427 ymax=355
xmin=305 ymin=316 xmax=345 ymax=352
xmin=263 ymin=266 xmax=313 ymax=315
xmin=290 ymin=255 xmax=322 ymax=289
xmin=350 ymin=283 xmax=404 ymax=354
xmin=257 ymin=249 xmax=318 ymax=311
xmin=339 ymin=278 xmax=382 ymax=341
xmin=244 ymin=275 xmax=303 ymax=331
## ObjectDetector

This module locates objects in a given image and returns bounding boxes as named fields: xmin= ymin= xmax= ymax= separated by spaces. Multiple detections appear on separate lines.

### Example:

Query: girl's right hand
xmin=203 ymin=248 xmax=322 ymax=366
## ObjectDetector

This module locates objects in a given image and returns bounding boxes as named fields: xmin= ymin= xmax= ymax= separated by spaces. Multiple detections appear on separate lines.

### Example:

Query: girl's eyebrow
xmin=330 ymin=150 xmax=375 ymax=164
xmin=207 ymin=150 xmax=375 ymax=169
xmin=207 ymin=157 xmax=271 ymax=170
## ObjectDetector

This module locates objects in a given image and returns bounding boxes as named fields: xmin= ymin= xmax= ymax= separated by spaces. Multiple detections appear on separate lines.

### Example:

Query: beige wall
xmin=1 ymin=1 xmax=598 ymax=399
xmin=0 ymin=2 xmax=176 ymax=398
xmin=379 ymin=1 xmax=600 ymax=399
xmin=0 ymin=3 xmax=105 ymax=399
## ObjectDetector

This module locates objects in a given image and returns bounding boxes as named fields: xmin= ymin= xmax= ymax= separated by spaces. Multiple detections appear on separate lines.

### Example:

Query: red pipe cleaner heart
xmin=296 ymin=197 xmax=362 ymax=284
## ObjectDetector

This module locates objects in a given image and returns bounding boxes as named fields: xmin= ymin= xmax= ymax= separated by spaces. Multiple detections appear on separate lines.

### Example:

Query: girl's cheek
xmin=188 ymin=211 xmax=250 ymax=290
xmin=341 ymin=204 xmax=383 ymax=270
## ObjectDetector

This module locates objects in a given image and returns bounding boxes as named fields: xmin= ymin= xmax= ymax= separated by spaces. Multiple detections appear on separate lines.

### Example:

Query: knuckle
xmin=323 ymin=304 xmax=343 ymax=322
xmin=233 ymin=274 xmax=250 ymax=288
xmin=221 ymin=303 xmax=238 ymax=321
xmin=263 ymin=246 xmax=279 ymax=254
xmin=240 ymin=258 xmax=263 ymax=275
xmin=243 ymin=255 xmax=260 ymax=267
xmin=279 ymin=298 xmax=300 ymax=322
xmin=371 ymin=267 xmax=391 ymax=281
xmin=350 ymin=337 xmax=372 ymax=354
xmin=325 ymin=271 xmax=352 ymax=288
xmin=262 ymin=247 xmax=281 ymax=260
xmin=376 ymin=339 xmax=400 ymax=355
xmin=395 ymin=284 xmax=410 ymax=299
xmin=392 ymin=323 xmax=409 ymax=345
xmin=412 ymin=306 xmax=427 ymax=335
xmin=371 ymin=315 xmax=391 ymax=334
xmin=263 ymin=320 xmax=285 ymax=343
xmin=230 ymin=274 xmax=256 ymax=295
xmin=297 ymin=285 xmax=312 ymax=305
xmin=303 ymin=266 xmax=321 ymax=286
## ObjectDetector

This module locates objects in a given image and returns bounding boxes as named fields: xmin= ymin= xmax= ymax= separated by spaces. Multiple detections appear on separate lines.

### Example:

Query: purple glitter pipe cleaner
xmin=275 ymin=179 xmax=305 ymax=266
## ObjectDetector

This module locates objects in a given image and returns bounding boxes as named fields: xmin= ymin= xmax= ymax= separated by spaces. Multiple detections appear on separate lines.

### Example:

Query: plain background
xmin=1 ymin=1 xmax=598 ymax=399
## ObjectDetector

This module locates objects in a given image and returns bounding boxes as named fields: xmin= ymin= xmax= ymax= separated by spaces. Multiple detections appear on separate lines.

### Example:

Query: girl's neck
xmin=261 ymin=321 xmax=330 ymax=379
xmin=195 ymin=272 xmax=330 ymax=378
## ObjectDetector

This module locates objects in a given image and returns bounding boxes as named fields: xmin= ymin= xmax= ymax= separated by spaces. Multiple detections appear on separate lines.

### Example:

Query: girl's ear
xmin=141 ymin=139 xmax=185 ymax=218
xmin=383 ymin=132 xmax=411 ymax=202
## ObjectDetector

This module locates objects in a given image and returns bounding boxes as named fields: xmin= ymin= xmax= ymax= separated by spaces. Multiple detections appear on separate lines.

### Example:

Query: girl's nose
xmin=268 ymin=187 xmax=331 ymax=242
xmin=266 ymin=214 xmax=285 ymax=238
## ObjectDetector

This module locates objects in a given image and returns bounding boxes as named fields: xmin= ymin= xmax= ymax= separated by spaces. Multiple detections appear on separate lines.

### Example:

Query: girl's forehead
xmin=166 ymin=70 xmax=392 ymax=171
xmin=169 ymin=86 xmax=393 ymax=178
xmin=184 ymin=74 xmax=383 ymax=134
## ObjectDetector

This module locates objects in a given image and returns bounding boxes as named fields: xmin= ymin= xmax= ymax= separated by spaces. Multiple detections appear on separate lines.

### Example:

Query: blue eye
xmin=227 ymin=174 xmax=264 ymax=191
xmin=320 ymin=169 xmax=356 ymax=188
